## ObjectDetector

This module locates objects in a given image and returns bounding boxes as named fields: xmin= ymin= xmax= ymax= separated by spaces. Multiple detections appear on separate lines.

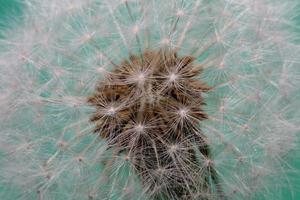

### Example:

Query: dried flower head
xmin=0 ymin=0 xmax=300 ymax=200
xmin=88 ymin=49 xmax=219 ymax=199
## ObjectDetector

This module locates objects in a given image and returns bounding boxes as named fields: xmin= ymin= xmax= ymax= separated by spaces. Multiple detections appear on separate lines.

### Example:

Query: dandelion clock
xmin=0 ymin=0 xmax=300 ymax=200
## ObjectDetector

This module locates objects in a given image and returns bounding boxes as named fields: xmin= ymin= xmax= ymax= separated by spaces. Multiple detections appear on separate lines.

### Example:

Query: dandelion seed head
xmin=132 ymin=25 xmax=140 ymax=34
xmin=160 ymin=38 xmax=170 ymax=45
xmin=106 ymin=106 xmax=116 ymax=116
xmin=135 ymin=72 xmax=146 ymax=84
xmin=178 ymin=107 xmax=188 ymax=118
xmin=176 ymin=9 xmax=185 ymax=17
xmin=0 ymin=0 xmax=299 ymax=200
xmin=168 ymin=73 xmax=178 ymax=82
xmin=135 ymin=124 xmax=144 ymax=133
xmin=168 ymin=144 xmax=178 ymax=154
xmin=96 ymin=67 xmax=106 ymax=73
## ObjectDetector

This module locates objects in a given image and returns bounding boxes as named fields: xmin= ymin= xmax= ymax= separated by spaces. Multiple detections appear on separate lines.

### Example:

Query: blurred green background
xmin=0 ymin=0 xmax=299 ymax=199
xmin=0 ymin=0 xmax=23 ymax=38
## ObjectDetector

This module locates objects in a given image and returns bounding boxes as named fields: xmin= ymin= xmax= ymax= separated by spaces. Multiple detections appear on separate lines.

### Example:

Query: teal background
xmin=0 ymin=0 xmax=299 ymax=199
xmin=0 ymin=0 xmax=23 ymax=38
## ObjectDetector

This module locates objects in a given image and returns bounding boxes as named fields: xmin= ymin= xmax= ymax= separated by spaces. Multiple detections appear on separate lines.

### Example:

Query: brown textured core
xmin=88 ymin=49 xmax=222 ymax=199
